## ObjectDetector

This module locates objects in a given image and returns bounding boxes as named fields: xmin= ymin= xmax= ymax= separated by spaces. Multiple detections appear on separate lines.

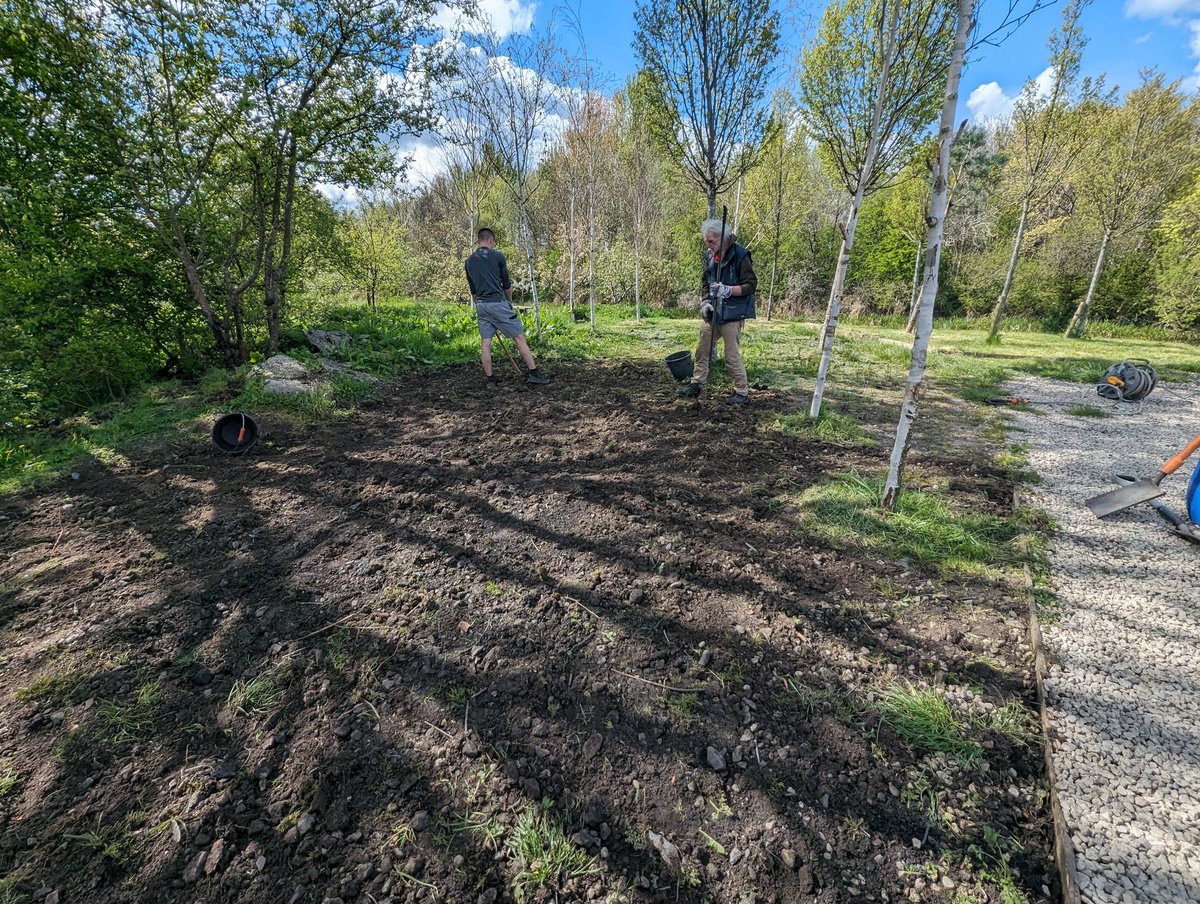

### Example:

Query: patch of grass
xmin=0 ymin=761 xmax=20 ymax=798
xmin=448 ymin=811 xmax=506 ymax=851
xmin=1066 ymin=405 xmax=1109 ymax=418
xmin=96 ymin=681 xmax=162 ymax=745
xmin=769 ymin=410 xmax=876 ymax=447
xmin=507 ymin=805 xmax=598 ymax=902
xmin=14 ymin=667 xmax=92 ymax=704
xmin=979 ymin=700 xmax=1039 ymax=747
xmin=876 ymin=685 xmax=982 ymax=765
xmin=666 ymin=693 xmax=700 ymax=728
xmin=783 ymin=675 xmax=859 ymax=721
xmin=899 ymin=765 xmax=942 ymax=825
xmin=64 ymin=811 xmax=144 ymax=863
xmin=792 ymin=473 xmax=1019 ymax=576
xmin=227 ymin=671 xmax=283 ymax=717
xmin=326 ymin=628 xmax=354 ymax=673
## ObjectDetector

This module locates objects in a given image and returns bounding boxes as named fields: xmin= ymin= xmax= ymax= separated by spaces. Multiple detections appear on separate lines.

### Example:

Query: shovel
xmin=1086 ymin=433 xmax=1200 ymax=518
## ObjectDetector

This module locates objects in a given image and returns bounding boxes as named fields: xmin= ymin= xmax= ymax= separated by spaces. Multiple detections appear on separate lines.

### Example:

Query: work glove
xmin=710 ymin=283 xmax=733 ymax=300
xmin=700 ymin=301 xmax=714 ymax=322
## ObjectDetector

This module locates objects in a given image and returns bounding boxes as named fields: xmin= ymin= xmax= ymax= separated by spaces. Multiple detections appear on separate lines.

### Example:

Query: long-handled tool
xmin=1086 ymin=433 xmax=1200 ymax=518
xmin=494 ymin=333 xmax=523 ymax=375
xmin=1112 ymin=474 xmax=1200 ymax=545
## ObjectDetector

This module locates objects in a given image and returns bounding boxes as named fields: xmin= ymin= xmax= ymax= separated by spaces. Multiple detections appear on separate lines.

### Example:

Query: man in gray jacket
xmin=465 ymin=228 xmax=549 ymax=388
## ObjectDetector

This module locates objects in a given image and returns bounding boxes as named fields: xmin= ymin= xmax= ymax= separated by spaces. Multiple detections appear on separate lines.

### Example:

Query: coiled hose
xmin=1097 ymin=360 xmax=1157 ymax=402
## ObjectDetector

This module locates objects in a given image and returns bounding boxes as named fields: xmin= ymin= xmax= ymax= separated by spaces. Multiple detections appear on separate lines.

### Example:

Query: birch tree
xmin=474 ymin=25 xmax=561 ymax=338
xmin=881 ymin=0 xmax=973 ymax=510
xmin=633 ymin=0 xmax=780 ymax=217
xmin=1064 ymin=74 xmax=1198 ymax=338
xmin=799 ymin=0 xmax=955 ymax=418
xmin=987 ymin=0 xmax=1089 ymax=342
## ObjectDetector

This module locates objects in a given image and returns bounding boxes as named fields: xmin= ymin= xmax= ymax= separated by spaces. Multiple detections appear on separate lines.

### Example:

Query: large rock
xmin=306 ymin=329 xmax=351 ymax=354
xmin=259 ymin=355 xmax=310 ymax=380
xmin=264 ymin=378 xmax=310 ymax=396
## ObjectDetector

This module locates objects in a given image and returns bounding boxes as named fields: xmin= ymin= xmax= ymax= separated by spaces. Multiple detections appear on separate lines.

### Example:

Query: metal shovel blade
xmin=1086 ymin=476 xmax=1166 ymax=518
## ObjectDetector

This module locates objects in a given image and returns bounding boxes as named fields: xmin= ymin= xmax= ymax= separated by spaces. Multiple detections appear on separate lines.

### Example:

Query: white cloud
xmin=435 ymin=0 xmax=537 ymax=39
xmin=1125 ymin=0 xmax=1200 ymax=24
xmin=965 ymin=66 xmax=1057 ymax=125
xmin=966 ymin=81 xmax=1012 ymax=122
xmin=1135 ymin=30 xmax=1154 ymax=42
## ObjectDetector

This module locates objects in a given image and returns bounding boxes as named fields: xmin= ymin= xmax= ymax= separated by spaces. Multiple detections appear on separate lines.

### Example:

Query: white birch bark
xmin=882 ymin=0 xmax=974 ymax=510
xmin=809 ymin=0 xmax=899 ymax=419
xmin=988 ymin=196 xmax=1030 ymax=340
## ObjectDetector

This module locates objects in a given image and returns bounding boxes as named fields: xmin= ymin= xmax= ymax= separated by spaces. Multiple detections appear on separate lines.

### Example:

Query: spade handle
xmin=1159 ymin=433 xmax=1200 ymax=479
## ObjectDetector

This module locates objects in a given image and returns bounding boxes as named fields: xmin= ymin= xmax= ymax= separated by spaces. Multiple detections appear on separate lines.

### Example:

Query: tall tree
xmin=633 ymin=0 xmax=780 ymax=217
xmin=987 ymin=0 xmax=1089 ymax=341
xmin=799 ymin=0 xmax=955 ymax=418
xmin=1064 ymin=73 xmax=1198 ymax=338
xmin=882 ymin=0 xmax=973 ymax=510
xmin=473 ymin=24 xmax=562 ymax=338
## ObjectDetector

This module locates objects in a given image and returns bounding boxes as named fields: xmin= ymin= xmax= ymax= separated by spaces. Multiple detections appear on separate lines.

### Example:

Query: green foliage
xmin=876 ymin=685 xmax=982 ymax=764
xmin=792 ymin=472 xmax=1020 ymax=575
xmin=507 ymin=805 xmax=598 ymax=901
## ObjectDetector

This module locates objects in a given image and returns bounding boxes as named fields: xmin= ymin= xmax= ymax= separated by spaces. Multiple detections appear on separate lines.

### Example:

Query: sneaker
xmin=677 ymin=382 xmax=703 ymax=398
xmin=725 ymin=392 xmax=749 ymax=406
xmin=485 ymin=376 xmax=497 ymax=390
xmin=525 ymin=368 xmax=550 ymax=385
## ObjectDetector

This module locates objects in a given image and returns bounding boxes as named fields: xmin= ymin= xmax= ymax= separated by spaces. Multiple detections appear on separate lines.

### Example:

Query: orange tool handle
xmin=1161 ymin=433 xmax=1200 ymax=476
xmin=237 ymin=427 xmax=246 ymax=444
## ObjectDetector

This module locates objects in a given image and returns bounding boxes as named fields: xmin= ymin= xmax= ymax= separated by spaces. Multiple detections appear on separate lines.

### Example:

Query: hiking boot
xmin=525 ymin=368 xmax=550 ymax=385
xmin=725 ymin=392 xmax=749 ymax=406
xmin=677 ymin=382 xmax=703 ymax=398
xmin=485 ymin=376 xmax=497 ymax=390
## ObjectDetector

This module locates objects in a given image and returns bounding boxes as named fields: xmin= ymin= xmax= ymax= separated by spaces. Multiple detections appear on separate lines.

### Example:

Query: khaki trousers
xmin=693 ymin=318 xmax=748 ymax=395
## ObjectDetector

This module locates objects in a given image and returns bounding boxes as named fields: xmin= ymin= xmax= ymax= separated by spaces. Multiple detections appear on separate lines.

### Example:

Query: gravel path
xmin=1003 ymin=376 xmax=1200 ymax=904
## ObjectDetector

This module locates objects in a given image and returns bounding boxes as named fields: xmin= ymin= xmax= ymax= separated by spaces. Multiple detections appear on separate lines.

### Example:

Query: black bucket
xmin=665 ymin=350 xmax=694 ymax=383
xmin=211 ymin=412 xmax=259 ymax=454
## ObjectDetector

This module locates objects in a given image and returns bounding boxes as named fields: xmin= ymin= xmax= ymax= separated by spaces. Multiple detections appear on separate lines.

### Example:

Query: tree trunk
xmin=519 ymin=203 xmax=541 ymax=339
xmin=567 ymin=185 xmax=576 ymax=314
xmin=706 ymin=188 xmax=716 ymax=220
xmin=987 ymin=196 xmax=1030 ymax=341
xmin=904 ymin=238 xmax=922 ymax=333
xmin=634 ymin=245 xmax=642 ymax=321
xmin=768 ymin=153 xmax=783 ymax=321
xmin=1066 ymin=226 xmax=1110 ymax=338
xmin=733 ymin=176 xmax=743 ymax=233
xmin=882 ymin=0 xmax=974 ymax=511
xmin=588 ymin=181 xmax=596 ymax=333
xmin=809 ymin=0 xmax=898 ymax=420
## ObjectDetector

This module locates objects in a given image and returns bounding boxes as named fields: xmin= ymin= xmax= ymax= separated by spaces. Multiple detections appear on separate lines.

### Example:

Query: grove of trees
xmin=4 ymin=0 xmax=1200 ymax=433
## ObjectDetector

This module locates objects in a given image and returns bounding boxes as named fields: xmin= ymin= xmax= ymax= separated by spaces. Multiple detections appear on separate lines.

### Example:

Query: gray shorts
xmin=476 ymin=301 xmax=525 ymax=340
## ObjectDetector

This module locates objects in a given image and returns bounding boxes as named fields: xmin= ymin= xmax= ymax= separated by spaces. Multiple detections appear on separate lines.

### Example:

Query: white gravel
xmin=1002 ymin=375 xmax=1200 ymax=904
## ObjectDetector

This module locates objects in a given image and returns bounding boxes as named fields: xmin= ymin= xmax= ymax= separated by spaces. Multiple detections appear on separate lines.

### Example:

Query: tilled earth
xmin=0 ymin=361 xmax=1057 ymax=903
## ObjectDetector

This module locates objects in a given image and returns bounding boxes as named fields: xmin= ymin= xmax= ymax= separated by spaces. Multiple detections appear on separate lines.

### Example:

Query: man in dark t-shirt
xmin=465 ymin=228 xmax=549 ymax=388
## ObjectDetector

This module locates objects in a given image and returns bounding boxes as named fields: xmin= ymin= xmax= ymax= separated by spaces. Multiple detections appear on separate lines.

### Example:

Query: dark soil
xmin=0 ymin=361 xmax=1057 ymax=903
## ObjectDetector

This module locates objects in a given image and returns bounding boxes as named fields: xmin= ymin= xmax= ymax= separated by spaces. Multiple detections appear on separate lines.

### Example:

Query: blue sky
xmin=510 ymin=0 xmax=1200 ymax=121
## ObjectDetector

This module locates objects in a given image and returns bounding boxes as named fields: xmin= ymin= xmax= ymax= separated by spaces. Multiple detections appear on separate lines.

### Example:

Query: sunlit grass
xmin=876 ymin=685 xmax=982 ymax=765
xmin=790 ymin=473 xmax=1019 ymax=575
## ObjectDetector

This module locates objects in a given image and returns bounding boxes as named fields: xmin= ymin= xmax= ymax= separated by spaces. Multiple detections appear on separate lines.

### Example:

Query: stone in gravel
xmin=296 ymin=813 xmax=316 ymax=836
xmin=699 ymin=649 xmax=713 ymax=668
xmin=780 ymin=848 xmax=798 ymax=870
xmin=582 ymin=802 xmax=605 ymax=827
xmin=205 ymin=839 xmax=225 ymax=875
xmin=648 ymin=832 xmax=681 ymax=870
xmin=462 ymin=737 xmax=482 ymax=757
xmin=729 ymin=848 xmax=745 ymax=866
xmin=520 ymin=778 xmax=541 ymax=798
xmin=248 ymin=819 xmax=266 ymax=835
xmin=354 ymin=862 xmax=374 ymax=882
xmin=478 ymin=890 xmax=499 ymax=904
xmin=629 ymin=589 xmax=645 ymax=604
xmin=182 ymin=850 xmax=207 ymax=883
xmin=410 ymin=811 xmax=432 ymax=832
xmin=192 ymin=667 xmax=213 ymax=686
xmin=706 ymin=747 xmax=727 ymax=771
xmin=49 ymin=711 xmax=64 ymax=724
xmin=582 ymin=732 xmax=603 ymax=760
